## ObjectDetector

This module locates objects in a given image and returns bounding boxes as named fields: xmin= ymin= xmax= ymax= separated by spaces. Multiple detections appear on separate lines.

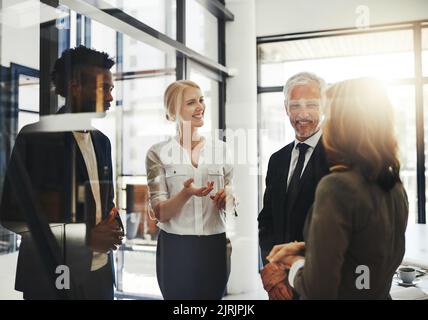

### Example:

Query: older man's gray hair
xmin=283 ymin=72 xmax=326 ymax=107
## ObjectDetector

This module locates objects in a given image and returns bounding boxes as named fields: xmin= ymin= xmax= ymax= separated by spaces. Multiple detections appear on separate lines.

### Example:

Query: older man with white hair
xmin=258 ymin=72 xmax=330 ymax=300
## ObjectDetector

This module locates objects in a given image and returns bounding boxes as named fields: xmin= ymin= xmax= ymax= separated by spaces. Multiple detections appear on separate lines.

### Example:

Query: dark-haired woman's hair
xmin=323 ymin=78 xmax=401 ymax=191
xmin=51 ymin=45 xmax=115 ymax=97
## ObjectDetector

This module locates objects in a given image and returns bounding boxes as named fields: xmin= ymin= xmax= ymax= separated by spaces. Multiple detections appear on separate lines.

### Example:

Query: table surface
xmin=390 ymin=223 xmax=428 ymax=299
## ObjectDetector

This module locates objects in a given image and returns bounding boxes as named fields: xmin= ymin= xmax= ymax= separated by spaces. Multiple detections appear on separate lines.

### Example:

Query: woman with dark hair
xmin=267 ymin=78 xmax=409 ymax=299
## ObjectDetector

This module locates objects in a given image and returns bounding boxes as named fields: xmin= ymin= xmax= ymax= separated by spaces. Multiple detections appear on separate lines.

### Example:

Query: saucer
xmin=394 ymin=278 xmax=422 ymax=287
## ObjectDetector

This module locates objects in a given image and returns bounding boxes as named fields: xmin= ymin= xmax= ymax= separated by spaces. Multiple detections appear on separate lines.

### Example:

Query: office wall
xmin=256 ymin=0 xmax=428 ymax=37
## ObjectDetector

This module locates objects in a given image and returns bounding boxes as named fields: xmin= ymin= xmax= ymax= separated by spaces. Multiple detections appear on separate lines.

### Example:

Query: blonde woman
xmin=145 ymin=80 xmax=236 ymax=300
xmin=267 ymin=78 xmax=409 ymax=299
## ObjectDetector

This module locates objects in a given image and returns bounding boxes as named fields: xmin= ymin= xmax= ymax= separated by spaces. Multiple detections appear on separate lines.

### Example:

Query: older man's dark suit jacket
xmin=258 ymin=138 xmax=329 ymax=265
xmin=0 ymin=121 xmax=115 ymax=299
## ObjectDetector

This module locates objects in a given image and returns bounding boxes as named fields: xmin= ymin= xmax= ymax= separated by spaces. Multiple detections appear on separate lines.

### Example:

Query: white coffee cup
xmin=398 ymin=267 xmax=416 ymax=283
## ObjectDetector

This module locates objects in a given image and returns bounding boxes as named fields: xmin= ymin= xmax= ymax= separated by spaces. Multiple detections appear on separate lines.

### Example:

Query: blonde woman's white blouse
xmin=145 ymin=137 xmax=237 ymax=236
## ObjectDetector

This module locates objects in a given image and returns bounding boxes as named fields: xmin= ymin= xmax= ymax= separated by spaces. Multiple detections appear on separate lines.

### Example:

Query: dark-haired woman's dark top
xmin=294 ymin=169 xmax=408 ymax=299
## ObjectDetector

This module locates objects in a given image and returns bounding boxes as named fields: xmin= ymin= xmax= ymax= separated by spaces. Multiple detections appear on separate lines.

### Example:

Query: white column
xmin=225 ymin=0 xmax=262 ymax=295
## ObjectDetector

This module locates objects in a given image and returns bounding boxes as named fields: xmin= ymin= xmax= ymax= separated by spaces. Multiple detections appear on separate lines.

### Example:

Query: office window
xmin=188 ymin=63 xmax=220 ymax=135
xmin=129 ymin=55 xmax=137 ymax=68
xmin=186 ymin=0 xmax=218 ymax=62
xmin=121 ymin=75 xmax=176 ymax=176
xmin=258 ymin=27 xmax=423 ymax=224
xmin=422 ymin=27 xmax=428 ymax=76
xmin=103 ymin=0 xmax=176 ymax=39
xmin=17 ymin=74 xmax=39 ymax=132
xmin=122 ymin=35 xmax=175 ymax=73
xmin=121 ymin=34 xmax=176 ymax=176
xmin=387 ymin=85 xmax=417 ymax=223
xmin=91 ymin=20 xmax=117 ymax=74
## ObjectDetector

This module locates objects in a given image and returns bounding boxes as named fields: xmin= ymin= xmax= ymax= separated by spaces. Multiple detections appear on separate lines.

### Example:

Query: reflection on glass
xmin=0 ymin=4 xmax=42 ymax=301
xmin=76 ymin=7 xmax=180 ymax=298
xmin=1 ymin=0 xmax=226 ymax=301
xmin=186 ymin=0 xmax=218 ymax=61
xmin=260 ymin=52 xmax=415 ymax=87
xmin=119 ymin=85 xmax=173 ymax=296
xmin=0 ymin=45 xmax=122 ymax=300
xmin=117 ymin=34 xmax=176 ymax=299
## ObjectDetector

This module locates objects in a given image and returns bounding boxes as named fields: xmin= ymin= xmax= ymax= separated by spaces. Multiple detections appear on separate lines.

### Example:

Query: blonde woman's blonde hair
xmin=323 ymin=77 xmax=401 ymax=191
xmin=164 ymin=80 xmax=200 ymax=121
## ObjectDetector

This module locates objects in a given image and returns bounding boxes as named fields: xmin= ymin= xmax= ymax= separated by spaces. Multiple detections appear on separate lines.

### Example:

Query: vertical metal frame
xmin=218 ymin=0 xmax=227 ymax=133
xmin=176 ymin=0 xmax=186 ymax=80
xmin=414 ymin=23 xmax=426 ymax=223
xmin=76 ymin=13 xmax=83 ymax=45
xmin=40 ymin=20 xmax=59 ymax=115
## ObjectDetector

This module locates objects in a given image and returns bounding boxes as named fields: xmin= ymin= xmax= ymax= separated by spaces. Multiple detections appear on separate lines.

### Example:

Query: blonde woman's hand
xmin=210 ymin=188 xmax=227 ymax=210
xmin=183 ymin=178 xmax=214 ymax=197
